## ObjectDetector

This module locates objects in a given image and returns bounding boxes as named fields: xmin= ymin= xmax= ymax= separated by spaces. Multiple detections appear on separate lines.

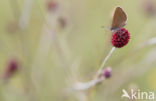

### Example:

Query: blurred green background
xmin=0 ymin=0 xmax=156 ymax=101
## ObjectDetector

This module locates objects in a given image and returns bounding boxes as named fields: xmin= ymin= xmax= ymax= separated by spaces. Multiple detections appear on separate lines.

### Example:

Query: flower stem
xmin=73 ymin=47 xmax=115 ymax=91
xmin=97 ymin=47 xmax=115 ymax=75
xmin=74 ymin=77 xmax=105 ymax=90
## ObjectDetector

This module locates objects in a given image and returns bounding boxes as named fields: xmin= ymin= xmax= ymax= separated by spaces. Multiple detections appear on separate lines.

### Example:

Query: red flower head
xmin=3 ymin=58 xmax=19 ymax=80
xmin=111 ymin=28 xmax=130 ymax=48
xmin=47 ymin=1 xmax=58 ymax=12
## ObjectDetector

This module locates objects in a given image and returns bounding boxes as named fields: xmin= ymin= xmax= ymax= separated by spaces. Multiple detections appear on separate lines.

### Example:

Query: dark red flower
xmin=47 ymin=1 xmax=58 ymax=12
xmin=3 ymin=58 xmax=19 ymax=80
xmin=142 ymin=0 xmax=156 ymax=16
xmin=111 ymin=28 xmax=130 ymax=48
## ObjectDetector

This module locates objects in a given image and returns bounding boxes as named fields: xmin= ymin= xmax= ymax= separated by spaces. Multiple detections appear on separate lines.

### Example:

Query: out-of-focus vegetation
xmin=0 ymin=0 xmax=156 ymax=101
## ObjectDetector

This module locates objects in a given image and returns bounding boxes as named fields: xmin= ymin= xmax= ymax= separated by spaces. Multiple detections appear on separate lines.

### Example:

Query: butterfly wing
xmin=111 ymin=7 xmax=127 ymax=30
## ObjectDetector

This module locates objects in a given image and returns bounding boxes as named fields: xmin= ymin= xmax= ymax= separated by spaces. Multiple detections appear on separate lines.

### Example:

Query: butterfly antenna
xmin=101 ymin=25 xmax=110 ymax=30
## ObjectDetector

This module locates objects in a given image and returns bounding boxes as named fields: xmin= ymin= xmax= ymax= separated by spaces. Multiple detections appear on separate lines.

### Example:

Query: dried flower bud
xmin=103 ymin=67 xmax=112 ymax=79
xmin=7 ymin=21 xmax=19 ymax=33
xmin=111 ymin=28 xmax=130 ymax=48
xmin=58 ymin=17 xmax=67 ymax=29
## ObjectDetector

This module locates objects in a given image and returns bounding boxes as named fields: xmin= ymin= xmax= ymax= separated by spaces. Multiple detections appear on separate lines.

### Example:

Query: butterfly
xmin=111 ymin=7 xmax=127 ymax=31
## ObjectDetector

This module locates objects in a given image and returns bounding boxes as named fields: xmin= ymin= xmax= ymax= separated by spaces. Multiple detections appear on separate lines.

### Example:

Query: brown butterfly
xmin=111 ymin=7 xmax=127 ymax=31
